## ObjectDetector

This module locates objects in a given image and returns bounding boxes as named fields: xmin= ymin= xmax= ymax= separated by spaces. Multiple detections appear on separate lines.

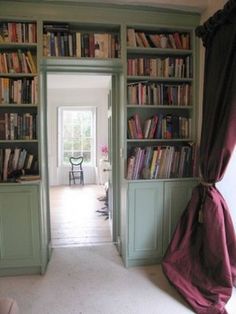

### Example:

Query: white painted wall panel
xmin=47 ymin=87 xmax=109 ymax=186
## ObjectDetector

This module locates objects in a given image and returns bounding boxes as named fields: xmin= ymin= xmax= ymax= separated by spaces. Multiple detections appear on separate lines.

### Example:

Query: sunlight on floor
xmin=49 ymin=184 xmax=112 ymax=247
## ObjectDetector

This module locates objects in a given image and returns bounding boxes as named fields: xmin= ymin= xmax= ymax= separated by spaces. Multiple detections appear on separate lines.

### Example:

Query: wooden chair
xmin=69 ymin=156 xmax=84 ymax=185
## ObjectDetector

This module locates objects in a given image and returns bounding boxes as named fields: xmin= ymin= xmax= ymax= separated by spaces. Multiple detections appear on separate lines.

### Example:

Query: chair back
xmin=69 ymin=156 xmax=83 ymax=171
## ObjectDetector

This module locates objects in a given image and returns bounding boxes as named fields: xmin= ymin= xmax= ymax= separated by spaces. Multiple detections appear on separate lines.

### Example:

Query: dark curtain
xmin=162 ymin=1 xmax=236 ymax=313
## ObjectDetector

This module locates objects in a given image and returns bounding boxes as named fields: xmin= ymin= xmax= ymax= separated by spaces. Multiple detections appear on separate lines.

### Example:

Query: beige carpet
xmin=0 ymin=244 xmax=235 ymax=314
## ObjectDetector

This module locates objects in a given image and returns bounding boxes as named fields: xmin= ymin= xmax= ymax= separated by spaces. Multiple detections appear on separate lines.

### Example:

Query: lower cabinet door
xmin=163 ymin=180 xmax=197 ymax=253
xmin=128 ymin=182 xmax=163 ymax=263
xmin=0 ymin=185 xmax=40 ymax=268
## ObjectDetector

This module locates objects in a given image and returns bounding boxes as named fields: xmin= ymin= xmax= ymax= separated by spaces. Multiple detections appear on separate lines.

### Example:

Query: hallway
xmin=50 ymin=185 xmax=111 ymax=247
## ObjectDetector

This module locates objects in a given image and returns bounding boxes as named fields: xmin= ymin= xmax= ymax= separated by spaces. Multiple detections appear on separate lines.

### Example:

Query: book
xmin=94 ymin=33 xmax=109 ymax=58
xmin=138 ymin=32 xmax=150 ymax=47
xmin=126 ymin=155 xmax=135 ymax=180
xmin=173 ymin=32 xmax=182 ymax=49
xmin=12 ymin=147 xmax=21 ymax=170
xmin=133 ymin=113 xmax=143 ymax=139
xmin=148 ymin=34 xmax=161 ymax=48
xmin=3 ymin=148 xmax=11 ymax=181
xmin=135 ymin=33 xmax=144 ymax=47
xmin=17 ymin=174 xmax=40 ymax=181
xmin=0 ymin=148 xmax=3 ymax=180
xmin=150 ymin=149 xmax=158 ymax=179
xmin=127 ymin=28 xmax=136 ymax=47
xmin=26 ymin=51 xmax=37 ymax=73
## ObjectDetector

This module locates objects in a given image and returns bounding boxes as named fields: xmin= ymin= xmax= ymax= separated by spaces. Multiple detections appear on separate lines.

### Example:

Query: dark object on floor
xmin=97 ymin=184 xmax=109 ymax=219
xmin=0 ymin=298 xmax=19 ymax=314
xmin=69 ymin=156 xmax=84 ymax=185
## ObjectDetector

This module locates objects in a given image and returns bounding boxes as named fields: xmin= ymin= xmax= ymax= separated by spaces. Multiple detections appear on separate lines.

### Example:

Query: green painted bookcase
xmin=0 ymin=1 xmax=200 ymax=274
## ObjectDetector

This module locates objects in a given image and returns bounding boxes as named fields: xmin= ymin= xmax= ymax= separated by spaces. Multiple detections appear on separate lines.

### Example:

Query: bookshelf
xmin=125 ymin=26 xmax=198 ymax=181
xmin=0 ymin=20 xmax=39 ymax=183
xmin=43 ymin=21 xmax=121 ymax=59
xmin=0 ymin=1 xmax=201 ymax=273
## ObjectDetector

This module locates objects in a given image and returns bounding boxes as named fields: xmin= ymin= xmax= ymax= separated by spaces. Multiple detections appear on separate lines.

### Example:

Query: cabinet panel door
xmin=163 ymin=180 xmax=197 ymax=253
xmin=0 ymin=186 xmax=40 ymax=268
xmin=128 ymin=182 xmax=163 ymax=259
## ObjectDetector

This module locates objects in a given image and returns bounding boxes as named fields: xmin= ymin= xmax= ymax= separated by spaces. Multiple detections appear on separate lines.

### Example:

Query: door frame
xmin=40 ymin=59 xmax=122 ymax=248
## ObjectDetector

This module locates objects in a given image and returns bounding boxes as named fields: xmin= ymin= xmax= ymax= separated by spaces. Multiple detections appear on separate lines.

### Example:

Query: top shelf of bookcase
xmin=127 ymin=47 xmax=192 ymax=56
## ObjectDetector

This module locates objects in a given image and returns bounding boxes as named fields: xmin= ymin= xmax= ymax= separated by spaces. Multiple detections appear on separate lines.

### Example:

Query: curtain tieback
xmin=199 ymin=179 xmax=215 ymax=187
xmin=198 ymin=179 xmax=214 ymax=223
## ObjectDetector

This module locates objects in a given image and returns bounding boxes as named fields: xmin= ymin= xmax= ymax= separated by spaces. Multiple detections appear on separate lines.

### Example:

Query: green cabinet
xmin=128 ymin=182 xmax=164 ymax=266
xmin=163 ymin=180 xmax=197 ymax=253
xmin=0 ymin=184 xmax=41 ymax=276
xmin=124 ymin=179 xmax=197 ymax=267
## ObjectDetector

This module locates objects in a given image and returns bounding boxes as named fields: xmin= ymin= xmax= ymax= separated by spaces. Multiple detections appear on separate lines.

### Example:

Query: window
xmin=59 ymin=107 xmax=96 ymax=166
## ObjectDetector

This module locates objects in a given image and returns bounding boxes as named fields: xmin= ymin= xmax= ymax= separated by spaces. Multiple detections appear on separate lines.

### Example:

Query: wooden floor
xmin=49 ymin=185 xmax=112 ymax=247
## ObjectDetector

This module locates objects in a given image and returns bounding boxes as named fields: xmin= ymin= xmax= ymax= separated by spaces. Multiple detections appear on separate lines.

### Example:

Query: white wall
xmin=47 ymin=87 xmax=109 ymax=186
xmin=217 ymin=149 xmax=236 ymax=230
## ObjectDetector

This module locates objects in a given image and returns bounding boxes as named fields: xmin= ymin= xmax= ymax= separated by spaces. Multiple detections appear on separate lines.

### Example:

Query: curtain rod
xmin=195 ymin=0 xmax=236 ymax=46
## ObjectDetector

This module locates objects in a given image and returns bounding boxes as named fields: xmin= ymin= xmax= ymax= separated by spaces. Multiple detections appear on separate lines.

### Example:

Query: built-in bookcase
xmin=43 ymin=21 xmax=121 ymax=59
xmin=0 ymin=20 xmax=39 ymax=182
xmin=125 ymin=26 xmax=198 ymax=180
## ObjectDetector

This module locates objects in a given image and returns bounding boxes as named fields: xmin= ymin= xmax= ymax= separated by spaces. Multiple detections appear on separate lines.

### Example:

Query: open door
xmin=102 ymin=74 xmax=119 ymax=243
xmin=106 ymin=89 xmax=113 ymax=226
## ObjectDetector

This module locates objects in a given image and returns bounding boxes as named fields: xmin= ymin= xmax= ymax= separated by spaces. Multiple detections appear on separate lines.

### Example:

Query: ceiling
xmin=6 ymin=0 xmax=209 ymax=12
xmin=47 ymin=74 xmax=111 ymax=89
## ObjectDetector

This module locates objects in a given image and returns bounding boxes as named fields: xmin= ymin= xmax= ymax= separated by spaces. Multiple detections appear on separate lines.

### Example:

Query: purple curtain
xmin=162 ymin=1 xmax=236 ymax=313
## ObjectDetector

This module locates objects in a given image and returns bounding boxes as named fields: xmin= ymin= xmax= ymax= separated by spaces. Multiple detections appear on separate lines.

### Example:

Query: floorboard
xmin=50 ymin=184 xmax=112 ymax=247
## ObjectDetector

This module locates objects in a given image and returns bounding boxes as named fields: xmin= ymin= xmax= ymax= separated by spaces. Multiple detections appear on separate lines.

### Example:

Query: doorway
xmin=46 ymin=73 xmax=114 ymax=247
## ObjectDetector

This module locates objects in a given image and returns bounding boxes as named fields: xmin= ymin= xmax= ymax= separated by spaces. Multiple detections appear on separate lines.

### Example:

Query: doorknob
xmin=103 ymin=169 xmax=112 ymax=172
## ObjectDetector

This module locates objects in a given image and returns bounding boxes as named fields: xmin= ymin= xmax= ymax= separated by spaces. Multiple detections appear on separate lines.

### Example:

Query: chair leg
xmin=81 ymin=172 xmax=84 ymax=185
xmin=72 ymin=172 xmax=75 ymax=185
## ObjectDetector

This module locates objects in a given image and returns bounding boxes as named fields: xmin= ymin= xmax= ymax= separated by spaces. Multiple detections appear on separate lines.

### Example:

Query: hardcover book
xmin=94 ymin=33 xmax=109 ymax=58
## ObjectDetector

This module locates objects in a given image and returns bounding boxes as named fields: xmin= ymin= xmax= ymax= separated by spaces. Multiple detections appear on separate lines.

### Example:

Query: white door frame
xmin=40 ymin=60 xmax=122 ymax=246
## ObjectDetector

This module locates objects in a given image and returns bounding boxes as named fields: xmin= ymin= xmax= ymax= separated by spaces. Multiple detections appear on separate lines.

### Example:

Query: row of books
xmin=0 ymin=147 xmax=38 ymax=181
xmin=128 ymin=113 xmax=191 ymax=139
xmin=43 ymin=30 xmax=120 ymax=58
xmin=127 ymin=28 xmax=190 ymax=50
xmin=0 ymin=77 xmax=38 ymax=104
xmin=127 ymin=56 xmax=192 ymax=78
xmin=127 ymin=82 xmax=191 ymax=106
xmin=0 ymin=50 xmax=37 ymax=74
xmin=0 ymin=22 xmax=37 ymax=44
xmin=126 ymin=144 xmax=198 ymax=180
xmin=0 ymin=112 xmax=37 ymax=140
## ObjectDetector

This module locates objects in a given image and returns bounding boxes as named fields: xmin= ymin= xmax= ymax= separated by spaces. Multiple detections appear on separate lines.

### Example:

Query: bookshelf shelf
xmin=127 ymin=47 xmax=192 ymax=56
xmin=0 ymin=103 xmax=38 ymax=107
xmin=0 ymin=140 xmax=38 ymax=143
xmin=0 ymin=43 xmax=37 ymax=49
xmin=127 ymin=105 xmax=193 ymax=109
xmin=127 ymin=76 xmax=193 ymax=82
xmin=0 ymin=73 xmax=37 ymax=77
xmin=126 ymin=138 xmax=193 ymax=143
xmin=126 ymin=177 xmax=198 ymax=183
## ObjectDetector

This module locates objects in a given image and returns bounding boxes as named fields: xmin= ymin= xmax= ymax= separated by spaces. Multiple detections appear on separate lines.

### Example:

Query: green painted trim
xmin=0 ymin=266 xmax=41 ymax=277
xmin=127 ymin=177 xmax=199 ymax=183
xmin=41 ymin=58 xmax=123 ymax=73
xmin=0 ymin=2 xmax=200 ymax=28
xmin=125 ymin=257 xmax=162 ymax=268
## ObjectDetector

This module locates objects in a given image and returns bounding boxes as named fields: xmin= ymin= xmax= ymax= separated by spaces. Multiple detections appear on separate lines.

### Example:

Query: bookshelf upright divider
xmin=0 ymin=20 xmax=39 ymax=183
